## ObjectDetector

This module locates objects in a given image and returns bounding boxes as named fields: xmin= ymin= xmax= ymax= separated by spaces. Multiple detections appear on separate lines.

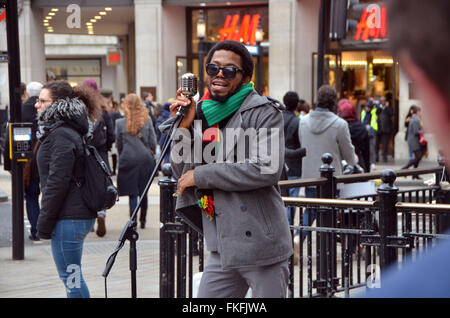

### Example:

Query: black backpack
xmin=75 ymin=140 xmax=118 ymax=212
xmin=90 ymin=115 xmax=107 ymax=148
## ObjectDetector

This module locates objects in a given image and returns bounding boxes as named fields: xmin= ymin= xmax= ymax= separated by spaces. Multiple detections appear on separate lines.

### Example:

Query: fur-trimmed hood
xmin=38 ymin=97 xmax=90 ymax=137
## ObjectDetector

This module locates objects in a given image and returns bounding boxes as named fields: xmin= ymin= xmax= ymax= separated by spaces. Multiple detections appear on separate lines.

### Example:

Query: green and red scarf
xmin=199 ymin=82 xmax=254 ymax=127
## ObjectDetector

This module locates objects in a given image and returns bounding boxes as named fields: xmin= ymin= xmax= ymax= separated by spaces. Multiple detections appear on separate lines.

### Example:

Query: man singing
xmin=169 ymin=40 xmax=292 ymax=298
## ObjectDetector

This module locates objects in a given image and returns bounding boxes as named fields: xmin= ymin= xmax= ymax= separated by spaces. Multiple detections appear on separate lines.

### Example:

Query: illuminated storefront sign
xmin=218 ymin=14 xmax=261 ymax=46
xmin=0 ymin=9 xmax=6 ymax=22
xmin=107 ymin=51 xmax=121 ymax=66
xmin=354 ymin=4 xmax=388 ymax=41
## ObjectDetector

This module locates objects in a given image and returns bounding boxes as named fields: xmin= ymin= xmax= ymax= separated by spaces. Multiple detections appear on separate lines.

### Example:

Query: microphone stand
xmin=102 ymin=107 xmax=187 ymax=298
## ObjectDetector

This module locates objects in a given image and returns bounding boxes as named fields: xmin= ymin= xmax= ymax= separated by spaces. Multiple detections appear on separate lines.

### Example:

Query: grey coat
xmin=406 ymin=114 xmax=422 ymax=152
xmin=170 ymin=90 xmax=293 ymax=270
xmin=299 ymin=108 xmax=357 ymax=180
xmin=115 ymin=118 xmax=157 ymax=196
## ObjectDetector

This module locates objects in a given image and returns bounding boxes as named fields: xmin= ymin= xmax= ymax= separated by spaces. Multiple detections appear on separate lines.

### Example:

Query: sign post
xmin=4 ymin=0 xmax=25 ymax=260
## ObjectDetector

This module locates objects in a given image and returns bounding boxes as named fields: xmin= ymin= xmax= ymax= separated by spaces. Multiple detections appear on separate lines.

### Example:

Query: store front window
xmin=46 ymin=59 xmax=101 ymax=87
xmin=181 ymin=5 xmax=269 ymax=95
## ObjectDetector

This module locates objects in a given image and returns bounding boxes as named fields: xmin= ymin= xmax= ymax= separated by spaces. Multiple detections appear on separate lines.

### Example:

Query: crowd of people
xmin=1 ymin=77 xmax=181 ymax=297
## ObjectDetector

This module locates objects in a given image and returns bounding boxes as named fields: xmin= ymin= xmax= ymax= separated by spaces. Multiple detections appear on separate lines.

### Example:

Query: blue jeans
xmin=24 ymin=177 xmax=40 ymax=237
xmin=286 ymin=176 xmax=300 ymax=224
xmin=300 ymin=187 xmax=317 ymax=240
xmin=51 ymin=219 xmax=96 ymax=298
xmin=129 ymin=195 xmax=148 ymax=223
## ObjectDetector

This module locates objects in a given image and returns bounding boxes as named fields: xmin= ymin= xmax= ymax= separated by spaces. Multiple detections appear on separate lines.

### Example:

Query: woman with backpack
xmin=35 ymin=80 xmax=101 ymax=298
xmin=116 ymin=94 xmax=157 ymax=229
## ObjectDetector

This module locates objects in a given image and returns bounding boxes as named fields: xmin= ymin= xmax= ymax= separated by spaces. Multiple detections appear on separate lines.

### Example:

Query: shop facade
xmin=1 ymin=0 xmax=434 ymax=161
xmin=318 ymin=0 xmax=436 ymax=161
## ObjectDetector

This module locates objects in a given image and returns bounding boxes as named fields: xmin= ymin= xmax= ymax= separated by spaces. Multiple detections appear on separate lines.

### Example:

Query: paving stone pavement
xmin=0 ymin=171 xmax=166 ymax=298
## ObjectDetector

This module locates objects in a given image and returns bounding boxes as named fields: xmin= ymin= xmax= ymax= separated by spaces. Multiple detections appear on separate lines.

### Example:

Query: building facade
xmin=0 ymin=0 xmax=435 ymax=161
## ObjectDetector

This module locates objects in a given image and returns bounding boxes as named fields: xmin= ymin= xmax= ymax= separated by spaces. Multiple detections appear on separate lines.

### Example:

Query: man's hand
xmin=177 ymin=169 xmax=195 ymax=196
xmin=170 ymin=88 xmax=197 ymax=129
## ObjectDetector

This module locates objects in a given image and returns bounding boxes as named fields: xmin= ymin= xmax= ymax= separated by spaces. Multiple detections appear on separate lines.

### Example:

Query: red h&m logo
xmin=0 ymin=9 xmax=6 ymax=22
xmin=218 ymin=14 xmax=261 ymax=46
xmin=108 ymin=52 xmax=121 ymax=66
xmin=355 ymin=4 xmax=388 ymax=41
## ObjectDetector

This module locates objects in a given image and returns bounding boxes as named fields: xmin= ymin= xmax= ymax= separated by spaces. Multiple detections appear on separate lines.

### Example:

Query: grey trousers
xmin=197 ymin=252 xmax=289 ymax=298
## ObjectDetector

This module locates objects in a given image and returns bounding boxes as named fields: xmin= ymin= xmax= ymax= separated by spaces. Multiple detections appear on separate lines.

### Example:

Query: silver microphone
xmin=177 ymin=73 xmax=198 ymax=117
xmin=180 ymin=73 xmax=198 ymax=97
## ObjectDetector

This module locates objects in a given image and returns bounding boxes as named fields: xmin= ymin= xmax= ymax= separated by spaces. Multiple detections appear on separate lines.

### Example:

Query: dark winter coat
xmin=36 ymin=98 xmax=97 ymax=239
xmin=406 ymin=114 xmax=422 ymax=152
xmin=347 ymin=120 xmax=371 ymax=173
xmin=378 ymin=105 xmax=394 ymax=135
xmin=282 ymin=111 xmax=306 ymax=177
xmin=156 ymin=103 xmax=171 ymax=148
xmin=115 ymin=117 xmax=157 ymax=196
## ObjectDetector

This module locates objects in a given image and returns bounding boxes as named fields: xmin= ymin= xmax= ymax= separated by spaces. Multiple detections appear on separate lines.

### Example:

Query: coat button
xmin=240 ymin=205 xmax=247 ymax=212
xmin=245 ymin=231 xmax=252 ymax=237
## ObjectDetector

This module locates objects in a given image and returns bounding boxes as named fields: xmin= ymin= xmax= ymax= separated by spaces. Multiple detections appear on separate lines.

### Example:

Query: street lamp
xmin=197 ymin=9 xmax=206 ymax=98
xmin=255 ymin=17 xmax=264 ymax=94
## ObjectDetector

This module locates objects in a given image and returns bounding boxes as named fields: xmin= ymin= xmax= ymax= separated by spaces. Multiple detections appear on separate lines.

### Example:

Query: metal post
xmin=317 ymin=0 xmax=328 ymax=90
xmin=159 ymin=177 xmax=177 ymax=298
xmin=5 ymin=0 xmax=24 ymax=260
xmin=319 ymin=153 xmax=335 ymax=296
xmin=198 ymin=39 xmax=205 ymax=99
xmin=176 ymin=216 xmax=187 ymax=298
xmin=257 ymin=42 xmax=263 ymax=94
xmin=377 ymin=170 xmax=399 ymax=274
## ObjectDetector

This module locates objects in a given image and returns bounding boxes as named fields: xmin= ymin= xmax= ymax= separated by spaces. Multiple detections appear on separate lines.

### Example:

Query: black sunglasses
xmin=205 ymin=63 xmax=244 ymax=79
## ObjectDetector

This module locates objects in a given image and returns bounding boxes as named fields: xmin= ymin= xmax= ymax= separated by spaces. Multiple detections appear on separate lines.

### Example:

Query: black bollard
xmin=319 ymin=153 xmax=336 ymax=296
xmin=159 ymin=177 xmax=177 ymax=298
xmin=377 ymin=169 xmax=399 ymax=274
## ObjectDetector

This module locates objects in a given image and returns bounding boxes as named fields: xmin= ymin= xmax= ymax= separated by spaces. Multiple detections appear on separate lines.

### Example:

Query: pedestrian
xmin=143 ymin=92 xmax=157 ymax=129
xmin=361 ymin=99 xmax=379 ymax=170
xmin=82 ymin=79 xmax=115 ymax=237
xmin=110 ymin=99 xmax=123 ymax=175
xmin=365 ymin=0 xmax=450 ymax=298
xmin=169 ymin=40 xmax=292 ymax=298
xmin=281 ymin=91 xmax=306 ymax=224
xmin=35 ymin=80 xmax=101 ymax=298
xmin=298 ymin=85 xmax=357 ymax=244
xmin=23 ymin=82 xmax=43 ymax=241
xmin=401 ymin=105 xmax=425 ymax=173
xmin=155 ymin=102 xmax=172 ymax=164
xmin=404 ymin=105 xmax=415 ymax=160
xmin=337 ymin=98 xmax=371 ymax=172
xmin=378 ymin=95 xmax=394 ymax=162
xmin=297 ymin=99 xmax=310 ymax=119
xmin=115 ymin=93 xmax=157 ymax=229
xmin=20 ymin=82 xmax=29 ymax=104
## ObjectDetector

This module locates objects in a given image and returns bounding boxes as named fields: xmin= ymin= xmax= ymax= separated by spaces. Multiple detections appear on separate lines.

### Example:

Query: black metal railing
xmin=159 ymin=154 xmax=450 ymax=298
xmin=281 ymin=154 xmax=450 ymax=298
